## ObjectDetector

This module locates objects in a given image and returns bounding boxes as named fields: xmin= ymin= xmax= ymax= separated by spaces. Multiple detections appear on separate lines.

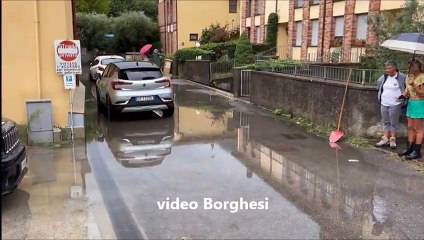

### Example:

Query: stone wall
xmin=246 ymin=70 xmax=406 ymax=137
xmin=183 ymin=60 xmax=211 ymax=85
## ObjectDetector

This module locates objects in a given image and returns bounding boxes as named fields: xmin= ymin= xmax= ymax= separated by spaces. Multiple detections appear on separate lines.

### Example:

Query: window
xmin=311 ymin=20 xmax=319 ymax=46
xmin=311 ymin=0 xmax=320 ymax=5
xmin=189 ymin=33 xmax=198 ymax=41
xmin=229 ymin=0 xmax=237 ymax=13
xmin=335 ymin=16 xmax=344 ymax=37
xmin=255 ymin=26 xmax=261 ymax=43
xmin=356 ymin=14 xmax=368 ymax=40
xmin=120 ymin=68 xmax=163 ymax=81
xmin=101 ymin=58 xmax=124 ymax=65
xmin=255 ymin=0 xmax=263 ymax=15
xmin=295 ymin=0 xmax=304 ymax=8
xmin=247 ymin=0 xmax=252 ymax=17
xmin=91 ymin=59 xmax=100 ymax=66
xmin=296 ymin=21 xmax=302 ymax=46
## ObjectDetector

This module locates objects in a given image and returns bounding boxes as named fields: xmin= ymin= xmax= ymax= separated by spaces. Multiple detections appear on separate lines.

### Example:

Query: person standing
xmin=398 ymin=59 xmax=424 ymax=160
xmin=375 ymin=60 xmax=407 ymax=149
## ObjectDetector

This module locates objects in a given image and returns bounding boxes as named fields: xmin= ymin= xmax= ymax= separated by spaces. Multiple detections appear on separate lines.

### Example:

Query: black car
xmin=1 ymin=117 xmax=28 ymax=195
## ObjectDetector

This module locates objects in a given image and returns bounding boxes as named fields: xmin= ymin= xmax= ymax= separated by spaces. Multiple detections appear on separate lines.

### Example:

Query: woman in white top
xmin=375 ymin=60 xmax=407 ymax=149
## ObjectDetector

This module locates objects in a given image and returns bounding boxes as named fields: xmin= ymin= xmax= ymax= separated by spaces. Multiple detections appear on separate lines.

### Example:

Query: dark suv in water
xmin=1 ymin=117 xmax=28 ymax=195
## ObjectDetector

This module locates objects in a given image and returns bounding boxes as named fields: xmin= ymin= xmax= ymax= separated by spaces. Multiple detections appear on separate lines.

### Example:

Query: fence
xmin=210 ymin=60 xmax=234 ymax=80
xmin=240 ymin=70 xmax=252 ymax=97
xmin=257 ymin=62 xmax=388 ymax=85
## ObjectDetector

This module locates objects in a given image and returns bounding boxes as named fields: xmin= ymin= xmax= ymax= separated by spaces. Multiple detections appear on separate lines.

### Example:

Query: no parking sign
xmin=54 ymin=40 xmax=82 ymax=75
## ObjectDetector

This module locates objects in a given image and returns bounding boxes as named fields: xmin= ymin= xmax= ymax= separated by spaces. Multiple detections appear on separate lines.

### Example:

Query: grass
xmin=346 ymin=136 xmax=370 ymax=148
xmin=272 ymin=108 xmax=370 ymax=147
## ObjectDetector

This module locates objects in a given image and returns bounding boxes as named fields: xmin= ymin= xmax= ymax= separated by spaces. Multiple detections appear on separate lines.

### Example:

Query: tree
xmin=76 ymin=13 xmax=112 ymax=51
xmin=76 ymin=0 xmax=111 ymax=14
xmin=200 ymin=23 xmax=240 ymax=44
xmin=108 ymin=0 xmax=158 ymax=20
xmin=366 ymin=0 xmax=424 ymax=68
xmin=266 ymin=13 xmax=279 ymax=47
xmin=113 ymin=11 xmax=160 ymax=52
xmin=234 ymin=32 xmax=254 ymax=66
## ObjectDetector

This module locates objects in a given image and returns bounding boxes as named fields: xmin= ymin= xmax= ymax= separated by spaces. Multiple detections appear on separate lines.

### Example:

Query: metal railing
xmin=262 ymin=63 xmax=387 ymax=85
xmin=307 ymin=48 xmax=366 ymax=63
xmin=210 ymin=60 xmax=234 ymax=80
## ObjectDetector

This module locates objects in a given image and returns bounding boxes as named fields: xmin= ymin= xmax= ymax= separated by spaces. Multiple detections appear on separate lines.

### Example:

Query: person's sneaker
xmin=375 ymin=136 xmax=389 ymax=147
xmin=389 ymin=137 xmax=397 ymax=149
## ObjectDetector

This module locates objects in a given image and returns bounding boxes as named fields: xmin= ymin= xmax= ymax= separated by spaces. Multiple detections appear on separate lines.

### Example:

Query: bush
xmin=113 ymin=11 xmax=160 ymax=53
xmin=174 ymin=48 xmax=213 ymax=62
xmin=199 ymin=23 xmax=239 ymax=44
xmin=199 ymin=41 xmax=238 ymax=60
xmin=76 ymin=13 xmax=112 ymax=51
xmin=266 ymin=13 xmax=279 ymax=47
xmin=234 ymin=32 xmax=254 ymax=66
xmin=76 ymin=11 xmax=160 ymax=53
xmin=252 ymin=43 xmax=273 ymax=54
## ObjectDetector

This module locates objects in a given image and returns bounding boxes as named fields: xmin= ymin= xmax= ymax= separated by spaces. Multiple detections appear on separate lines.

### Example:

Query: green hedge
xmin=199 ymin=41 xmax=237 ymax=60
xmin=174 ymin=48 xmax=213 ymax=62
xmin=252 ymin=43 xmax=273 ymax=54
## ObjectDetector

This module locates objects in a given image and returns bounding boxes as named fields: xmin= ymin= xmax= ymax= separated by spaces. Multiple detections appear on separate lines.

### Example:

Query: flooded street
xmin=85 ymin=79 xmax=424 ymax=239
xmin=3 ymin=79 xmax=424 ymax=239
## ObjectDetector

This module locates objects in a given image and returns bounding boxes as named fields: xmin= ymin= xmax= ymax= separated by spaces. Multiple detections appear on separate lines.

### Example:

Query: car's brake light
xmin=98 ymin=66 xmax=105 ymax=71
xmin=155 ymin=79 xmax=171 ymax=88
xmin=111 ymin=80 xmax=132 ymax=90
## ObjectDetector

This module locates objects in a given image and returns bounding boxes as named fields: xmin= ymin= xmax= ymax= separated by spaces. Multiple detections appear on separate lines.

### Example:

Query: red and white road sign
xmin=54 ymin=40 xmax=82 ymax=75
xmin=56 ymin=40 xmax=79 ymax=61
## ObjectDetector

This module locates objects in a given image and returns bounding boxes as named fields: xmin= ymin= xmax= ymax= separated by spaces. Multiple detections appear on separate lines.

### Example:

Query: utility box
xmin=26 ymin=100 xmax=53 ymax=143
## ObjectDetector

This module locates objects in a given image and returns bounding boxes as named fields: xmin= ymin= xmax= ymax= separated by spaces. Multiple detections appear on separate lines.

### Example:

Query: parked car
xmin=1 ymin=117 xmax=28 ymax=195
xmin=95 ymin=61 xmax=174 ymax=120
xmin=98 ymin=115 xmax=174 ymax=168
xmin=89 ymin=55 xmax=125 ymax=81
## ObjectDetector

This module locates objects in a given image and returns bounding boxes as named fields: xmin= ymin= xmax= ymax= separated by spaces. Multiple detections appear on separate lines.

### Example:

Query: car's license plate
xmin=21 ymin=158 xmax=27 ymax=171
xmin=136 ymin=96 xmax=154 ymax=102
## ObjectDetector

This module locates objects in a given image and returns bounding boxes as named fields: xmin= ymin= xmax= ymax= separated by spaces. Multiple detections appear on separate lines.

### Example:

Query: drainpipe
xmin=34 ymin=0 xmax=42 ymax=98
xmin=320 ymin=0 xmax=327 ymax=62
xmin=164 ymin=0 xmax=167 ymax=54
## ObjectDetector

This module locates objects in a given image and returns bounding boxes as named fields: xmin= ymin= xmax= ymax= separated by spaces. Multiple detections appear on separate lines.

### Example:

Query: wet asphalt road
xmin=83 ymin=79 xmax=424 ymax=239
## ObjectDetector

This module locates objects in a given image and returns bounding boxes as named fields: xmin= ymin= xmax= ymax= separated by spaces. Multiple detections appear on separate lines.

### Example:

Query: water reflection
xmin=98 ymin=114 xmax=174 ymax=168
xmin=233 ymin=112 xmax=424 ymax=239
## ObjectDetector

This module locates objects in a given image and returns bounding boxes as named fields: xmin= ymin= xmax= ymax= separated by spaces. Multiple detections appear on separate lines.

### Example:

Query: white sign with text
xmin=54 ymin=40 xmax=82 ymax=75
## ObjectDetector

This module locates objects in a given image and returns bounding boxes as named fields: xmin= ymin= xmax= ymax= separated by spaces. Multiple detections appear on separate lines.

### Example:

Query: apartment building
xmin=2 ymin=0 xmax=77 ymax=127
xmin=240 ymin=0 xmax=408 ymax=62
xmin=158 ymin=0 xmax=241 ymax=55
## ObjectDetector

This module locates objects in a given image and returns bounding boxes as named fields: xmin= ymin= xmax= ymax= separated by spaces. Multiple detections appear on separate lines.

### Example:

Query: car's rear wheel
xmin=106 ymin=96 xmax=118 ymax=121
xmin=163 ymin=105 xmax=174 ymax=118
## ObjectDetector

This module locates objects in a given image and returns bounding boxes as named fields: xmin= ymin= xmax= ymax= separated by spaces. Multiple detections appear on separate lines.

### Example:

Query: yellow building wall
xmin=277 ymin=23 xmax=289 ymax=59
xmin=310 ymin=5 xmax=320 ymax=19
xmin=255 ymin=16 xmax=261 ymax=26
xmin=2 ymin=1 xmax=73 ymax=127
xmin=307 ymin=47 xmax=318 ymax=61
xmin=277 ymin=0 xmax=289 ymax=23
xmin=177 ymin=0 xmax=240 ymax=49
xmin=294 ymin=8 xmax=303 ymax=21
xmin=380 ymin=0 xmax=405 ymax=10
xmin=292 ymin=47 xmax=302 ymax=60
xmin=333 ymin=1 xmax=345 ymax=16
xmin=246 ymin=17 xmax=252 ymax=27
xmin=355 ymin=0 xmax=369 ymax=14
xmin=265 ymin=0 xmax=277 ymax=21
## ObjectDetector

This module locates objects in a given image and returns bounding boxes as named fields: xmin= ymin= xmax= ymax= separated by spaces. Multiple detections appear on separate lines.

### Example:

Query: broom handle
xmin=337 ymin=69 xmax=353 ymax=131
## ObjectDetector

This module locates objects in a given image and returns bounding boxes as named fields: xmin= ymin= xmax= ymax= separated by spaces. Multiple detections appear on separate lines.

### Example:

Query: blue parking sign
xmin=63 ymin=74 xmax=76 ymax=89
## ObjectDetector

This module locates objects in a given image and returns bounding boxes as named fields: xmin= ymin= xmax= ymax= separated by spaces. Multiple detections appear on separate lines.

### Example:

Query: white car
xmin=89 ymin=55 xmax=125 ymax=81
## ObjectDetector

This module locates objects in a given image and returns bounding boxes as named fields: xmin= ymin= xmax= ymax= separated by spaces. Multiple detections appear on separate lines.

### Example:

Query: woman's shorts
xmin=406 ymin=99 xmax=424 ymax=118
